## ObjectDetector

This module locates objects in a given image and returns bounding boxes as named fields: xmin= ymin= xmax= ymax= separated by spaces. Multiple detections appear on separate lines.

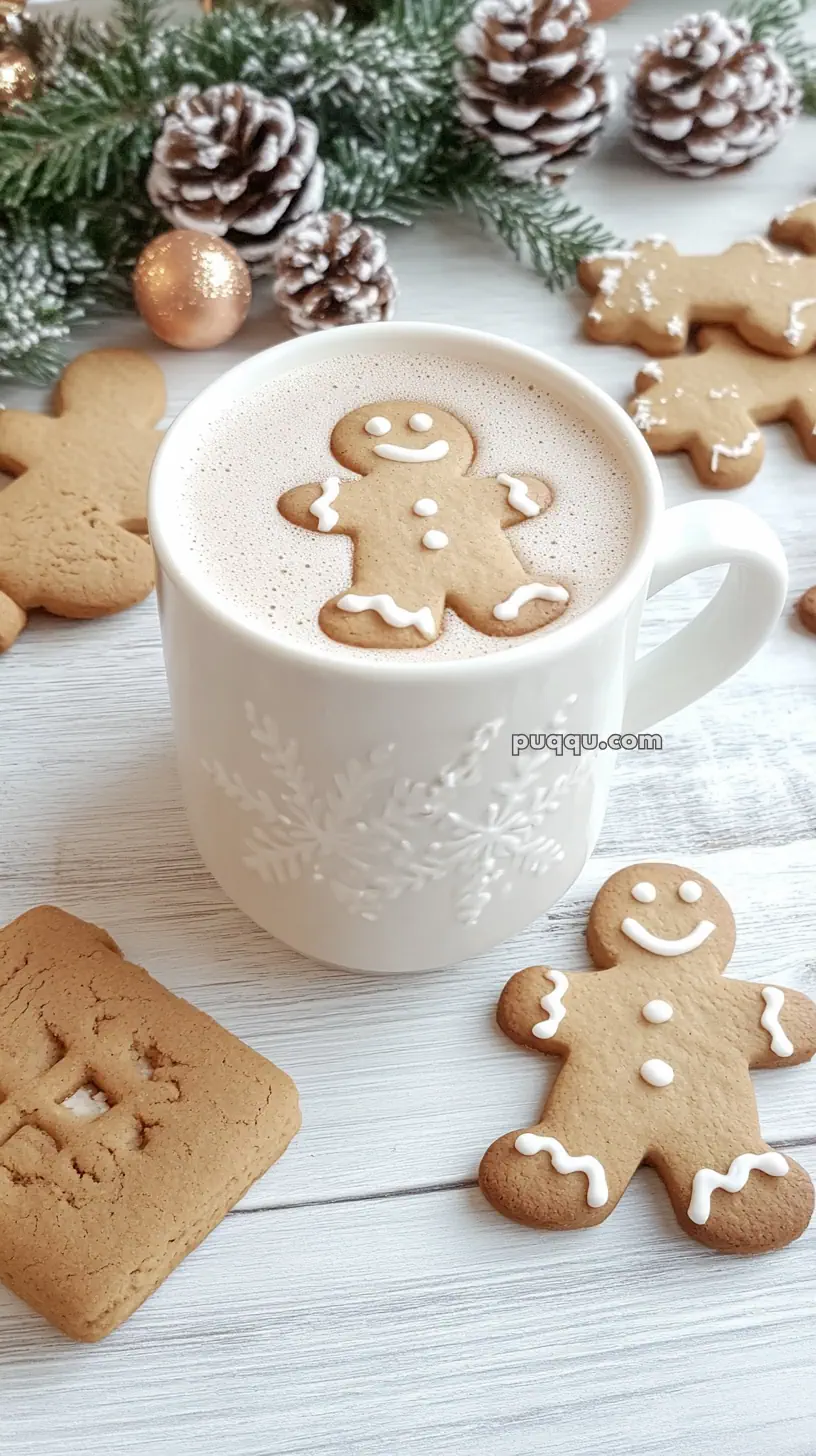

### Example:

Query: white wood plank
xmin=2 ymin=793 xmax=815 ymax=1208
xmin=2 ymin=1144 xmax=816 ymax=1456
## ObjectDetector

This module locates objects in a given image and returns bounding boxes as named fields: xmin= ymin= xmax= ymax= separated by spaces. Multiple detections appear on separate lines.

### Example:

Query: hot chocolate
xmin=168 ymin=349 xmax=639 ymax=662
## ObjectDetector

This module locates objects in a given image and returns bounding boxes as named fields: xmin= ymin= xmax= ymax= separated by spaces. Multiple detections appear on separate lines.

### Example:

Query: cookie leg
xmin=639 ymin=390 xmax=766 ymax=489
xmin=687 ymin=420 xmax=766 ymax=490
xmin=788 ymin=394 xmax=816 ymax=464
xmin=479 ymin=1115 xmax=642 ymax=1231
xmin=740 ymin=295 xmax=816 ymax=359
xmin=31 ymin=519 xmax=155 ymax=619
xmin=0 ymin=590 xmax=26 ymax=652
xmin=655 ymin=1142 xmax=814 ymax=1254
xmin=319 ymin=583 xmax=446 ymax=650
xmin=450 ymin=565 xmax=569 ymax=640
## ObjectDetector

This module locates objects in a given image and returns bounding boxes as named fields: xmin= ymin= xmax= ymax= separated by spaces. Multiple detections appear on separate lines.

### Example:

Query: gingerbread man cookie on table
xmin=0 ymin=349 xmax=164 ymax=653
xmin=277 ymin=401 xmax=570 ymax=649
xmin=579 ymin=230 xmax=816 ymax=358
xmin=628 ymin=326 xmax=816 ymax=488
xmin=480 ymin=863 xmax=816 ymax=1254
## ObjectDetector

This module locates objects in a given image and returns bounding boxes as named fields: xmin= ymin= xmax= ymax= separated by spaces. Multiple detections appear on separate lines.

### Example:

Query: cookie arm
xmin=0 ymin=591 xmax=26 ymax=653
xmin=496 ymin=965 xmax=574 ymax=1054
xmin=476 ymin=474 xmax=554 ymax=528
xmin=277 ymin=480 xmax=353 ymax=535
xmin=0 ymin=413 xmax=55 ymax=472
xmin=723 ymin=980 xmax=816 ymax=1068
xmin=770 ymin=201 xmax=816 ymax=255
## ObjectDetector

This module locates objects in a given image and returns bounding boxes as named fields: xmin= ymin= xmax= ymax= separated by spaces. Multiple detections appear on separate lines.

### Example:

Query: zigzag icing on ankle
xmin=514 ymin=1133 xmax=608 ymax=1208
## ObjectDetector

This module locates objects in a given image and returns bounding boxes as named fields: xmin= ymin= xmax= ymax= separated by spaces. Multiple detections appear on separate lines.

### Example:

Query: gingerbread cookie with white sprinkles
xmin=277 ymin=400 xmax=570 ymax=649
xmin=480 ymin=862 xmax=816 ymax=1254
xmin=579 ymin=229 xmax=816 ymax=358
xmin=627 ymin=326 xmax=816 ymax=488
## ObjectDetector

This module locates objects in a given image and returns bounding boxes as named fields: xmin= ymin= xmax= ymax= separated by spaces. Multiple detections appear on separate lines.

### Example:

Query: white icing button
xmin=364 ymin=416 xmax=391 ymax=436
xmin=640 ymin=1058 xmax=674 ymax=1088
xmin=678 ymin=879 xmax=702 ymax=903
xmin=412 ymin=498 xmax=438 ymax=517
xmin=642 ymin=999 xmax=673 ymax=1024
xmin=409 ymin=412 xmax=433 ymax=432
xmin=631 ymin=881 xmax=656 ymax=903
xmin=422 ymin=529 xmax=448 ymax=550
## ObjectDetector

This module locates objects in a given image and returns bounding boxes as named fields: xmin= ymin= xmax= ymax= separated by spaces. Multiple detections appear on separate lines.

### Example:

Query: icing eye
xmin=409 ymin=412 xmax=433 ymax=432
xmin=631 ymin=881 xmax=656 ymax=903
xmin=364 ymin=416 xmax=391 ymax=437
xmin=678 ymin=880 xmax=702 ymax=903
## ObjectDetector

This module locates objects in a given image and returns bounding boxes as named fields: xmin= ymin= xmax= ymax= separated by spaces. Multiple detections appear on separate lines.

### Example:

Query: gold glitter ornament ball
xmin=0 ymin=45 xmax=36 ymax=108
xmin=133 ymin=231 xmax=252 ymax=350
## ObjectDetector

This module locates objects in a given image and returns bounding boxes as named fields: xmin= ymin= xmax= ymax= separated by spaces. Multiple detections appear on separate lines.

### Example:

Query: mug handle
xmin=623 ymin=500 xmax=788 ymax=732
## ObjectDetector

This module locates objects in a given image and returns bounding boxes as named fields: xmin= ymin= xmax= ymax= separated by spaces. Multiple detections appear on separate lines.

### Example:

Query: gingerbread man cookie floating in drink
xmin=480 ymin=863 xmax=816 ymax=1254
xmin=277 ymin=401 xmax=569 ymax=649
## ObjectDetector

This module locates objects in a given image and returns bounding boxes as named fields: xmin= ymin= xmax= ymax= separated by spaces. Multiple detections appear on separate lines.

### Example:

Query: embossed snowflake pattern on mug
xmin=203 ymin=696 xmax=595 ymax=924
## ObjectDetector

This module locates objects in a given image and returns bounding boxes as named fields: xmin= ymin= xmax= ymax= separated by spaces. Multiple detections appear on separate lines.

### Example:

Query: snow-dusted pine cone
xmin=146 ymin=84 xmax=325 ymax=270
xmin=627 ymin=11 xmax=801 ymax=178
xmin=272 ymin=211 xmax=397 ymax=334
xmin=456 ymin=0 xmax=614 ymax=181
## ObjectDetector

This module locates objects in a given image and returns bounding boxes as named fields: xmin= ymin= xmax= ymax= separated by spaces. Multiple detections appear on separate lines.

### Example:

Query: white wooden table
xmin=3 ymin=3 xmax=816 ymax=1451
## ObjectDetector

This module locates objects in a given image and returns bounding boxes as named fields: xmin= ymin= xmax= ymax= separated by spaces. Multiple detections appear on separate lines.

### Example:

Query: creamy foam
xmin=170 ymin=351 xmax=639 ymax=662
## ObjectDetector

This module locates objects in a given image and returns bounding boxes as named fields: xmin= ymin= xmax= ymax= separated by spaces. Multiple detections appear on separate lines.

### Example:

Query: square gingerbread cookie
xmin=0 ymin=907 xmax=300 ymax=1341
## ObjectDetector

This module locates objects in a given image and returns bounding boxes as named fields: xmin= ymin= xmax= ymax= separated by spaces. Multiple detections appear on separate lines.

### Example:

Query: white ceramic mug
xmin=149 ymin=323 xmax=786 ymax=973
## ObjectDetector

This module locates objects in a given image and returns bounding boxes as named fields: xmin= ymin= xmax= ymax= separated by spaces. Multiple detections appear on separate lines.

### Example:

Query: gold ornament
xmin=133 ymin=230 xmax=252 ymax=350
xmin=0 ymin=44 xmax=35 ymax=108
xmin=0 ymin=0 xmax=25 ymax=32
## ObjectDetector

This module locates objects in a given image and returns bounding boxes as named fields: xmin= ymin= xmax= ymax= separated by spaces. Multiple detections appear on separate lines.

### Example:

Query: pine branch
xmin=0 ymin=0 xmax=614 ymax=377
xmin=0 ymin=0 xmax=169 ymax=207
xmin=739 ymin=0 xmax=807 ymax=41
xmin=170 ymin=1 xmax=467 ymax=136
xmin=0 ymin=0 xmax=469 ymax=215
xmin=323 ymin=127 xmax=448 ymax=223
xmin=735 ymin=0 xmax=816 ymax=112
xmin=447 ymin=149 xmax=618 ymax=290
xmin=0 ymin=215 xmax=130 ymax=384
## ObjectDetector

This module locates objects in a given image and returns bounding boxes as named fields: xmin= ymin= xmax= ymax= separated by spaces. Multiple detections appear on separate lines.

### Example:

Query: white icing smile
xmin=621 ymin=917 xmax=716 ymax=956
xmin=374 ymin=440 xmax=450 ymax=463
